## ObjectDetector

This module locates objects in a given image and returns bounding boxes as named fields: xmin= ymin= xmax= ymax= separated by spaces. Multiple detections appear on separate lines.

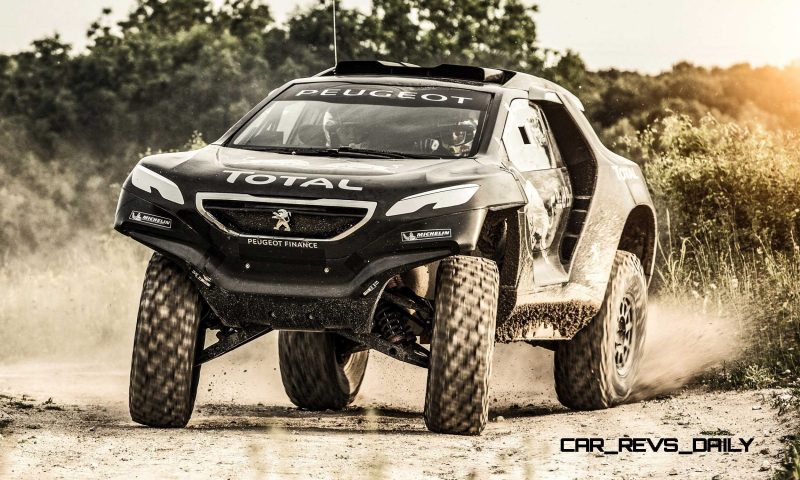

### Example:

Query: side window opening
xmin=536 ymin=101 xmax=599 ymax=264
xmin=518 ymin=126 xmax=531 ymax=144
xmin=502 ymin=99 xmax=556 ymax=172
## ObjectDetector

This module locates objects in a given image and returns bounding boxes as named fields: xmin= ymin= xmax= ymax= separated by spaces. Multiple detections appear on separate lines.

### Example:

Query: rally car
xmin=115 ymin=60 xmax=656 ymax=435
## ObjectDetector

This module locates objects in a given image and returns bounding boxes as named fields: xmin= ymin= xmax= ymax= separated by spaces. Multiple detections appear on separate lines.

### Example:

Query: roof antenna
xmin=332 ymin=0 xmax=338 ymax=66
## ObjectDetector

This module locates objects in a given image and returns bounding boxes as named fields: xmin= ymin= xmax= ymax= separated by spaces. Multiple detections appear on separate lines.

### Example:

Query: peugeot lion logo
xmin=272 ymin=209 xmax=292 ymax=231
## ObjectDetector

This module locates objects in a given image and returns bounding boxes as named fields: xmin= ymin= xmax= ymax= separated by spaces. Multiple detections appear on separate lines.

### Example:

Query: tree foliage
xmin=1 ymin=0 xmax=797 ymax=168
xmin=0 ymin=0 xmax=590 ymax=169
xmin=585 ymin=62 xmax=800 ymax=144
xmin=0 ymin=0 xmax=799 ymax=254
xmin=624 ymin=114 xmax=800 ymax=252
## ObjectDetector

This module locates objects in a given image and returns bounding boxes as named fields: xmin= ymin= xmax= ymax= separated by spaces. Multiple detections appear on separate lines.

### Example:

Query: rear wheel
xmin=554 ymin=250 xmax=647 ymax=410
xmin=279 ymin=332 xmax=369 ymax=410
xmin=424 ymin=256 xmax=499 ymax=435
xmin=129 ymin=253 xmax=206 ymax=427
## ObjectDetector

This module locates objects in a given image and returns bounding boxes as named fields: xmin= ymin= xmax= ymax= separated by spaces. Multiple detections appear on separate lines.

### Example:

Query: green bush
xmin=619 ymin=115 xmax=800 ymax=389
xmin=620 ymin=114 xmax=800 ymax=253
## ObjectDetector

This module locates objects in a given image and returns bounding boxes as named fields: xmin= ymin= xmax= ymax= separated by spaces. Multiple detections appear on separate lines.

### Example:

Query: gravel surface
xmin=0 ymin=343 xmax=794 ymax=479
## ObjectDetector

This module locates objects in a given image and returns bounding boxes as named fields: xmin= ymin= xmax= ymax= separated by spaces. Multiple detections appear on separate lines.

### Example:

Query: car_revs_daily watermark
xmin=560 ymin=436 xmax=755 ymax=455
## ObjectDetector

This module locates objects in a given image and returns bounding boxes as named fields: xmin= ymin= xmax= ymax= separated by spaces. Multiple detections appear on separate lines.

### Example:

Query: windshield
xmin=229 ymin=83 xmax=492 ymax=158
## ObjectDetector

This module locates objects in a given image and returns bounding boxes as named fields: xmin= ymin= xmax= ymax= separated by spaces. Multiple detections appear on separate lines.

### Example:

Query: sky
xmin=0 ymin=0 xmax=798 ymax=73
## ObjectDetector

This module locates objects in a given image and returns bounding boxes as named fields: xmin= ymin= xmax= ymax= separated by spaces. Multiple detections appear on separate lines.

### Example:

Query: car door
xmin=502 ymin=99 xmax=573 ymax=288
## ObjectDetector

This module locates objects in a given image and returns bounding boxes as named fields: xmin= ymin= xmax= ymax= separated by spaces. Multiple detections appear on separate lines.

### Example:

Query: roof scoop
xmin=328 ymin=60 xmax=515 ymax=85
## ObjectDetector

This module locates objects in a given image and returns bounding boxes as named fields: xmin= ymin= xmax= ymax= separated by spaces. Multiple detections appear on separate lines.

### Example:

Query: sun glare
xmin=772 ymin=1 xmax=800 ymax=66
xmin=783 ymin=3 xmax=800 ymax=63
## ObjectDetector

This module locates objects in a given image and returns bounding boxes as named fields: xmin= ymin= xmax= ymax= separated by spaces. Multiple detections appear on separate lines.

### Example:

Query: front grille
xmin=202 ymin=199 xmax=369 ymax=239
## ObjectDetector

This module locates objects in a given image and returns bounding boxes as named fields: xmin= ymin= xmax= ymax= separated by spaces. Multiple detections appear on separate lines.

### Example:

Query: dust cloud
xmin=204 ymin=299 xmax=746 ymax=408
xmin=0 ymin=237 xmax=559 ymax=408
xmin=193 ymin=338 xmax=557 ymax=410
xmin=0 ymin=234 xmax=148 ymax=365
xmin=632 ymin=300 xmax=744 ymax=399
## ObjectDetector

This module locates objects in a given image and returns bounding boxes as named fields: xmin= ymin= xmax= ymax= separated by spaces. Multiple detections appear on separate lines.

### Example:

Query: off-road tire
xmin=279 ymin=332 xmax=369 ymax=410
xmin=424 ymin=256 xmax=499 ymax=435
xmin=129 ymin=253 xmax=205 ymax=428
xmin=554 ymin=250 xmax=647 ymax=410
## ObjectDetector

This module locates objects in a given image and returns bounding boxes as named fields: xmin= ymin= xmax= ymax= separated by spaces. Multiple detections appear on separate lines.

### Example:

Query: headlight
xmin=385 ymin=184 xmax=479 ymax=217
xmin=131 ymin=165 xmax=185 ymax=205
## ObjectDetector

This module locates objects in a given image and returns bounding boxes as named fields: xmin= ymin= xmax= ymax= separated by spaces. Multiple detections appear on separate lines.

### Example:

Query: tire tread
xmin=129 ymin=253 xmax=203 ymax=428
xmin=424 ymin=256 xmax=499 ymax=435
xmin=554 ymin=250 xmax=646 ymax=410
xmin=279 ymin=332 xmax=369 ymax=410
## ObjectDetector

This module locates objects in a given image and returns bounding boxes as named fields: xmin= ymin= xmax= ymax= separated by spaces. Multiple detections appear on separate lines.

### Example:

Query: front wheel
xmin=424 ymin=256 xmax=499 ymax=435
xmin=129 ymin=253 xmax=206 ymax=428
xmin=554 ymin=250 xmax=647 ymax=410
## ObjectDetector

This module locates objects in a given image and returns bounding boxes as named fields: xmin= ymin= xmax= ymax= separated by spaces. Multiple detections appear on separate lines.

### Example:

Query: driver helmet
xmin=441 ymin=118 xmax=477 ymax=155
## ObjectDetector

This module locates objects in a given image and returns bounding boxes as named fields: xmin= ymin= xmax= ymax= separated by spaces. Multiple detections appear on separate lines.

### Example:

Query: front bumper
xmin=115 ymin=188 xmax=486 ymax=331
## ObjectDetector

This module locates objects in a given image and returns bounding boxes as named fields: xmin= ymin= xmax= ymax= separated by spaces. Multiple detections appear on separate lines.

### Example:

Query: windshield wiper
xmin=336 ymin=146 xmax=458 ymax=159
xmin=233 ymin=145 xmax=393 ymax=158
xmin=334 ymin=146 xmax=424 ymax=159
xmin=233 ymin=145 xmax=445 ymax=160
xmin=234 ymin=145 xmax=300 ymax=154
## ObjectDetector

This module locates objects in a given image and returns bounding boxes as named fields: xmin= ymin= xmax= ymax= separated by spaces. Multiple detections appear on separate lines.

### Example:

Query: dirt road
xmin=4 ymin=240 xmax=787 ymax=478
xmin=0 ymin=340 xmax=794 ymax=479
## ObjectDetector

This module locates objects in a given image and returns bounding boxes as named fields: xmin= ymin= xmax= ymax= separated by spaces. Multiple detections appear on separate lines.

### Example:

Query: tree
xmin=367 ymin=0 xmax=547 ymax=72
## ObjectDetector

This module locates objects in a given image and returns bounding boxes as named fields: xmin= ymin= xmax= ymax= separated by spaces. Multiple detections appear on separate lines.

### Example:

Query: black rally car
xmin=115 ymin=61 xmax=656 ymax=435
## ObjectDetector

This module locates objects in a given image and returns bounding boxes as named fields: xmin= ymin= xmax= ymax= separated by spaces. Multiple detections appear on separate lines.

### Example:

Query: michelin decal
xmin=401 ymin=229 xmax=452 ymax=242
xmin=129 ymin=211 xmax=172 ymax=229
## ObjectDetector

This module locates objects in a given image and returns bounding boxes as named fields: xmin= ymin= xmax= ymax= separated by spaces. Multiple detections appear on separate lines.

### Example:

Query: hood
xmin=215 ymin=145 xmax=449 ymax=177
xmin=132 ymin=145 xmax=524 ymax=211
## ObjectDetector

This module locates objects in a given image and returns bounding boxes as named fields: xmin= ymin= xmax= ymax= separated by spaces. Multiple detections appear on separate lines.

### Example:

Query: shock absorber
xmin=373 ymin=300 xmax=416 ymax=345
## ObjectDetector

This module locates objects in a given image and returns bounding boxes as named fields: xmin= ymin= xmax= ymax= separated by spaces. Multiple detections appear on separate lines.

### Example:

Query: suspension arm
xmin=195 ymin=324 xmax=273 ymax=366
xmin=337 ymin=330 xmax=430 ymax=368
